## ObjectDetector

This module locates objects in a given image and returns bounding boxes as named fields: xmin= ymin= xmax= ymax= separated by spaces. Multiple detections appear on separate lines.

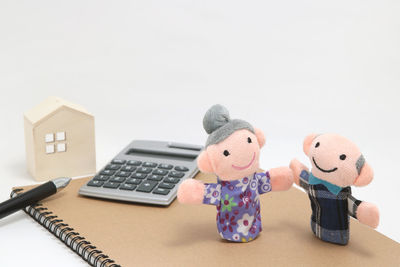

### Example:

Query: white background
xmin=0 ymin=1 xmax=399 ymax=266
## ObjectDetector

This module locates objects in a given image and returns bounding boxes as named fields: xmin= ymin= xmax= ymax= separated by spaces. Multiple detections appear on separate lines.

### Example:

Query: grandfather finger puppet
xmin=290 ymin=133 xmax=379 ymax=245
xmin=177 ymin=104 xmax=293 ymax=242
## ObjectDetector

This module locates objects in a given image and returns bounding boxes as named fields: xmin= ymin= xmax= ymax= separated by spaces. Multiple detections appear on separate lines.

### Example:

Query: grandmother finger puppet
xmin=290 ymin=133 xmax=379 ymax=245
xmin=177 ymin=104 xmax=293 ymax=242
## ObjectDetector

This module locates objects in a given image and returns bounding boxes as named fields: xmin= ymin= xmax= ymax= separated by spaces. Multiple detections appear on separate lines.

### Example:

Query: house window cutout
xmin=44 ymin=132 xmax=67 ymax=154
xmin=57 ymin=143 xmax=66 ymax=152
xmin=45 ymin=133 xmax=54 ymax=143
xmin=46 ymin=144 xmax=55 ymax=154
xmin=56 ymin=132 xmax=66 ymax=141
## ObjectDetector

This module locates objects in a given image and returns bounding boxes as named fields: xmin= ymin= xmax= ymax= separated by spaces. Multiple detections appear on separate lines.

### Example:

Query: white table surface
xmin=0 ymin=1 xmax=399 ymax=266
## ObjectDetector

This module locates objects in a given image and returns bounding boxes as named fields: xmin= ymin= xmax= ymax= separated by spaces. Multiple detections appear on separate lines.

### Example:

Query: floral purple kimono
xmin=203 ymin=171 xmax=272 ymax=242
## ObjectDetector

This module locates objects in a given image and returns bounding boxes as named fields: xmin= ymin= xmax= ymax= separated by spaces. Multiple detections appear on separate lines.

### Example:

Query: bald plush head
xmin=198 ymin=105 xmax=265 ymax=180
xmin=303 ymin=133 xmax=373 ymax=187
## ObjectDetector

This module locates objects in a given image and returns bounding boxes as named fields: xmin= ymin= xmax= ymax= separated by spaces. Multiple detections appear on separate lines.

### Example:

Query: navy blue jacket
xmin=299 ymin=170 xmax=361 ymax=245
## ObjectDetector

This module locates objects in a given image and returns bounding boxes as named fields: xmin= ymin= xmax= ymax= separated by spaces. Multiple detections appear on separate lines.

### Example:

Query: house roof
xmin=24 ymin=96 xmax=93 ymax=126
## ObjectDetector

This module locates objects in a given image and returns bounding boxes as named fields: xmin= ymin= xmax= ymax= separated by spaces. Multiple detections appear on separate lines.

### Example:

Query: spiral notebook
xmin=11 ymin=174 xmax=400 ymax=267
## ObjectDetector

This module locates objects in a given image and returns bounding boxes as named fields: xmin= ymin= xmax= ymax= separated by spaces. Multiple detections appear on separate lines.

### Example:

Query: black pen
xmin=0 ymin=177 xmax=71 ymax=220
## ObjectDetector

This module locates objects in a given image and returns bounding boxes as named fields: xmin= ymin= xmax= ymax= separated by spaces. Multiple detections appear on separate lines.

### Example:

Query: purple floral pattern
xmin=203 ymin=172 xmax=272 ymax=242
xmin=204 ymin=184 xmax=221 ymax=204
xmin=220 ymin=213 xmax=237 ymax=232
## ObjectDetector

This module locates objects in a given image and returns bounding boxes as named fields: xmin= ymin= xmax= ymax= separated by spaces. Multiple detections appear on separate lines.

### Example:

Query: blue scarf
xmin=309 ymin=173 xmax=343 ymax=195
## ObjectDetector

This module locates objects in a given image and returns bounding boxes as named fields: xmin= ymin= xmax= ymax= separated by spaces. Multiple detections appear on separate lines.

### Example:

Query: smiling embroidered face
xmin=305 ymin=134 xmax=363 ymax=187
xmin=198 ymin=129 xmax=264 ymax=181
xmin=232 ymin=149 xmax=256 ymax=171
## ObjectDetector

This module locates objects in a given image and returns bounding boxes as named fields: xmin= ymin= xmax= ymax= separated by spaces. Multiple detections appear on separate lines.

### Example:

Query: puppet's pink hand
xmin=269 ymin=166 xmax=293 ymax=191
xmin=177 ymin=179 xmax=205 ymax=204
xmin=357 ymin=201 xmax=379 ymax=228
xmin=290 ymin=159 xmax=309 ymax=186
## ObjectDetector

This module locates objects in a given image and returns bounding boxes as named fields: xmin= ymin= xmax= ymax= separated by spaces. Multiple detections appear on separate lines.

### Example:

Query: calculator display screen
xmin=126 ymin=149 xmax=197 ymax=162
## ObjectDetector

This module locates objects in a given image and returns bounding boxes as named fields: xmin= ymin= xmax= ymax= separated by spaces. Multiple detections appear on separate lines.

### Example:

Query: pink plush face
xmin=200 ymin=129 xmax=264 ymax=181
xmin=305 ymin=134 xmax=364 ymax=187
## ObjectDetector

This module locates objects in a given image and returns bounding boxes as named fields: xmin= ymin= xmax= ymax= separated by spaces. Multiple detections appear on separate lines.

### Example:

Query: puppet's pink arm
xmin=177 ymin=179 xmax=205 ymax=204
xmin=289 ymin=159 xmax=309 ymax=186
xmin=269 ymin=166 xmax=293 ymax=191
xmin=357 ymin=201 xmax=380 ymax=228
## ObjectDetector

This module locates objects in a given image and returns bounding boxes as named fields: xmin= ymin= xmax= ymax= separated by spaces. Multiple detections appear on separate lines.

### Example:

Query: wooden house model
xmin=24 ymin=97 xmax=96 ymax=181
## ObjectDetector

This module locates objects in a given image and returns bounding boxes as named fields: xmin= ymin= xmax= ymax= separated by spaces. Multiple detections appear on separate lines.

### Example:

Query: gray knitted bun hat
xmin=203 ymin=104 xmax=254 ymax=147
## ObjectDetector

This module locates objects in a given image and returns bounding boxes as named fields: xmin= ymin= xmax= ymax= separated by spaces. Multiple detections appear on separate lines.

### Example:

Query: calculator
xmin=79 ymin=140 xmax=203 ymax=205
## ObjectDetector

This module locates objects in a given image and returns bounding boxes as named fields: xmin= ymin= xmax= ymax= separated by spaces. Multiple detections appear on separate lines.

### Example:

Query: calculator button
xmin=106 ymin=164 xmax=121 ymax=170
xmin=137 ymin=167 xmax=152 ymax=174
xmin=103 ymin=182 xmax=120 ymax=189
xmin=131 ymin=173 xmax=147 ymax=179
xmin=121 ymin=166 xmax=137 ymax=172
xmin=110 ymin=176 xmax=126 ymax=183
xmin=158 ymin=182 xmax=175 ymax=189
xmin=168 ymin=171 xmax=185 ymax=178
xmin=112 ymin=159 xmax=126 ymax=164
xmin=164 ymin=177 xmax=180 ymax=184
xmin=152 ymin=169 xmax=168 ymax=176
xmin=174 ymin=166 xmax=189 ymax=172
xmin=127 ymin=160 xmax=142 ymax=166
xmin=119 ymin=183 xmax=136 ymax=191
xmin=115 ymin=171 xmax=130 ymax=177
xmin=100 ymin=170 xmax=115 ymax=176
xmin=153 ymin=188 xmax=170 ymax=195
xmin=87 ymin=180 xmax=104 ymax=187
xmin=158 ymin=164 xmax=173 ymax=170
xmin=148 ymin=175 xmax=163 ymax=181
xmin=143 ymin=162 xmax=158 ymax=168
xmin=93 ymin=175 xmax=110 ymax=181
xmin=126 ymin=178 xmax=142 ymax=185
xmin=136 ymin=181 xmax=158 ymax=193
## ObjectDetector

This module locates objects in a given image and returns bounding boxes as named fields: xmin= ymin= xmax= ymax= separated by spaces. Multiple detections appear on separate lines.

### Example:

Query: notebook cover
xmin=12 ymin=173 xmax=400 ymax=266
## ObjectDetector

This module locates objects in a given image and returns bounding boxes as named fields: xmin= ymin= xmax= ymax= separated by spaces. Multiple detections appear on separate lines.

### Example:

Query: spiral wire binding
xmin=10 ymin=188 xmax=121 ymax=267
